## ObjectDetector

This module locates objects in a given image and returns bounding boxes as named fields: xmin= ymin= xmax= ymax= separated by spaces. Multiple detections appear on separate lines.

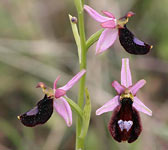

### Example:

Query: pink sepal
xmin=96 ymin=96 xmax=120 ymax=115
xmin=84 ymin=5 xmax=110 ymax=23
xmin=54 ymin=97 xmax=72 ymax=127
xmin=121 ymin=58 xmax=132 ymax=88
xmin=96 ymin=28 xmax=118 ymax=55
xmin=133 ymin=97 xmax=152 ymax=116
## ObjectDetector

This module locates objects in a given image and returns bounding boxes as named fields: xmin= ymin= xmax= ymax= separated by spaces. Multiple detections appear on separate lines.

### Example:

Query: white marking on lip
xmin=118 ymin=120 xmax=133 ymax=132
xmin=118 ymin=120 xmax=124 ymax=131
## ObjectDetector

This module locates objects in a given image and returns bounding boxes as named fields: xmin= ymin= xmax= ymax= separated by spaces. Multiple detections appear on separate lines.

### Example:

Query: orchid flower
xmin=18 ymin=70 xmax=86 ymax=127
xmin=84 ymin=5 xmax=152 ymax=55
xmin=96 ymin=58 xmax=152 ymax=143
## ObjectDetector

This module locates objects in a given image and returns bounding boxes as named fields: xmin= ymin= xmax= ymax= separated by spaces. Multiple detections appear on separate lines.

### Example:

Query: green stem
xmin=74 ymin=0 xmax=87 ymax=150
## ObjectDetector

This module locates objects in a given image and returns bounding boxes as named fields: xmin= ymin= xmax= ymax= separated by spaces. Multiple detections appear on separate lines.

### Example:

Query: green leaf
xmin=86 ymin=29 xmax=103 ymax=50
xmin=80 ymin=88 xmax=91 ymax=138
xmin=64 ymin=96 xmax=83 ymax=119
xmin=69 ymin=14 xmax=82 ymax=64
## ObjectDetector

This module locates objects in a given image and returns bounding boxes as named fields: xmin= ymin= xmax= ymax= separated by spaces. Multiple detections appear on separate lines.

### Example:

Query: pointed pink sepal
xmin=96 ymin=28 xmax=118 ymax=54
xmin=84 ymin=5 xmax=110 ymax=23
xmin=121 ymin=58 xmax=132 ymax=88
xmin=59 ymin=69 xmax=86 ymax=91
xmin=102 ymin=11 xmax=115 ymax=18
xmin=133 ymin=97 xmax=152 ymax=116
xmin=54 ymin=97 xmax=72 ymax=127
xmin=96 ymin=96 xmax=120 ymax=115
xmin=55 ymin=89 xmax=66 ymax=99
xmin=112 ymin=81 xmax=125 ymax=94
xmin=129 ymin=79 xmax=146 ymax=96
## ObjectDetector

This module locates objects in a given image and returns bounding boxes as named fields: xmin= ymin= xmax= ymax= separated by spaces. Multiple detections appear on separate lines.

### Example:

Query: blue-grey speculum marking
xmin=118 ymin=120 xmax=133 ymax=132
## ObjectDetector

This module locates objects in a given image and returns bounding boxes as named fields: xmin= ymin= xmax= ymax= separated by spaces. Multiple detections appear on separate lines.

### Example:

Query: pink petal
xmin=96 ymin=28 xmax=118 ymax=54
xmin=121 ymin=58 xmax=132 ymax=88
xmin=129 ymin=79 xmax=146 ymax=96
xmin=133 ymin=97 xmax=152 ymax=116
xmin=55 ymin=89 xmax=66 ymax=98
xmin=96 ymin=96 xmax=120 ymax=115
xmin=54 ymin=97 xmax=72 ymax=127
xmin=59 ymin=69 xmax=86 ymax=91
xmin=101 ymin=20 xmax=116 ymax=28
xmin=112 ymin=81 xmax=125 ymax=94
xmin=53 ymin=76 xmax=61 ymax=90
xmin=102 ymin=11 xmax=115 ymax=18
xmin=84 ymin=5 xmax=110 ymax=23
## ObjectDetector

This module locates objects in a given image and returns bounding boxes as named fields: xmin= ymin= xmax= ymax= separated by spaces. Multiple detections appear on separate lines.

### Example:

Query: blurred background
xmin=0 ymin=0 xmax=168 ymax=150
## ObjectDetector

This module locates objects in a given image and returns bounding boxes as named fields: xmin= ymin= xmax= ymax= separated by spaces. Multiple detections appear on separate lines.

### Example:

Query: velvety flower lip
xmin=37 ymin=69 xmax=86 ymax=127
xmin=84 ymin=5 xmax=136 ymax=55
xmin=96 ymin=58 xmax=152 ymax=116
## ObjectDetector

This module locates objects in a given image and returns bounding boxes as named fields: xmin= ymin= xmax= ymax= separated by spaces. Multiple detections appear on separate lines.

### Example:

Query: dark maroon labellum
xmin=119 ymin=25 xmax=152 ymax=55
xmin=18 ymin=95 xmax=53 ymax=127
xmin=108 ymin=98 xmax=142 ymax=143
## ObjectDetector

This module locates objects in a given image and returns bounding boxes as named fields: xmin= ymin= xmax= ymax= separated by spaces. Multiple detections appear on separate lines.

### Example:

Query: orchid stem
xmin=74 ymin=0 xmax=87 ymax=150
